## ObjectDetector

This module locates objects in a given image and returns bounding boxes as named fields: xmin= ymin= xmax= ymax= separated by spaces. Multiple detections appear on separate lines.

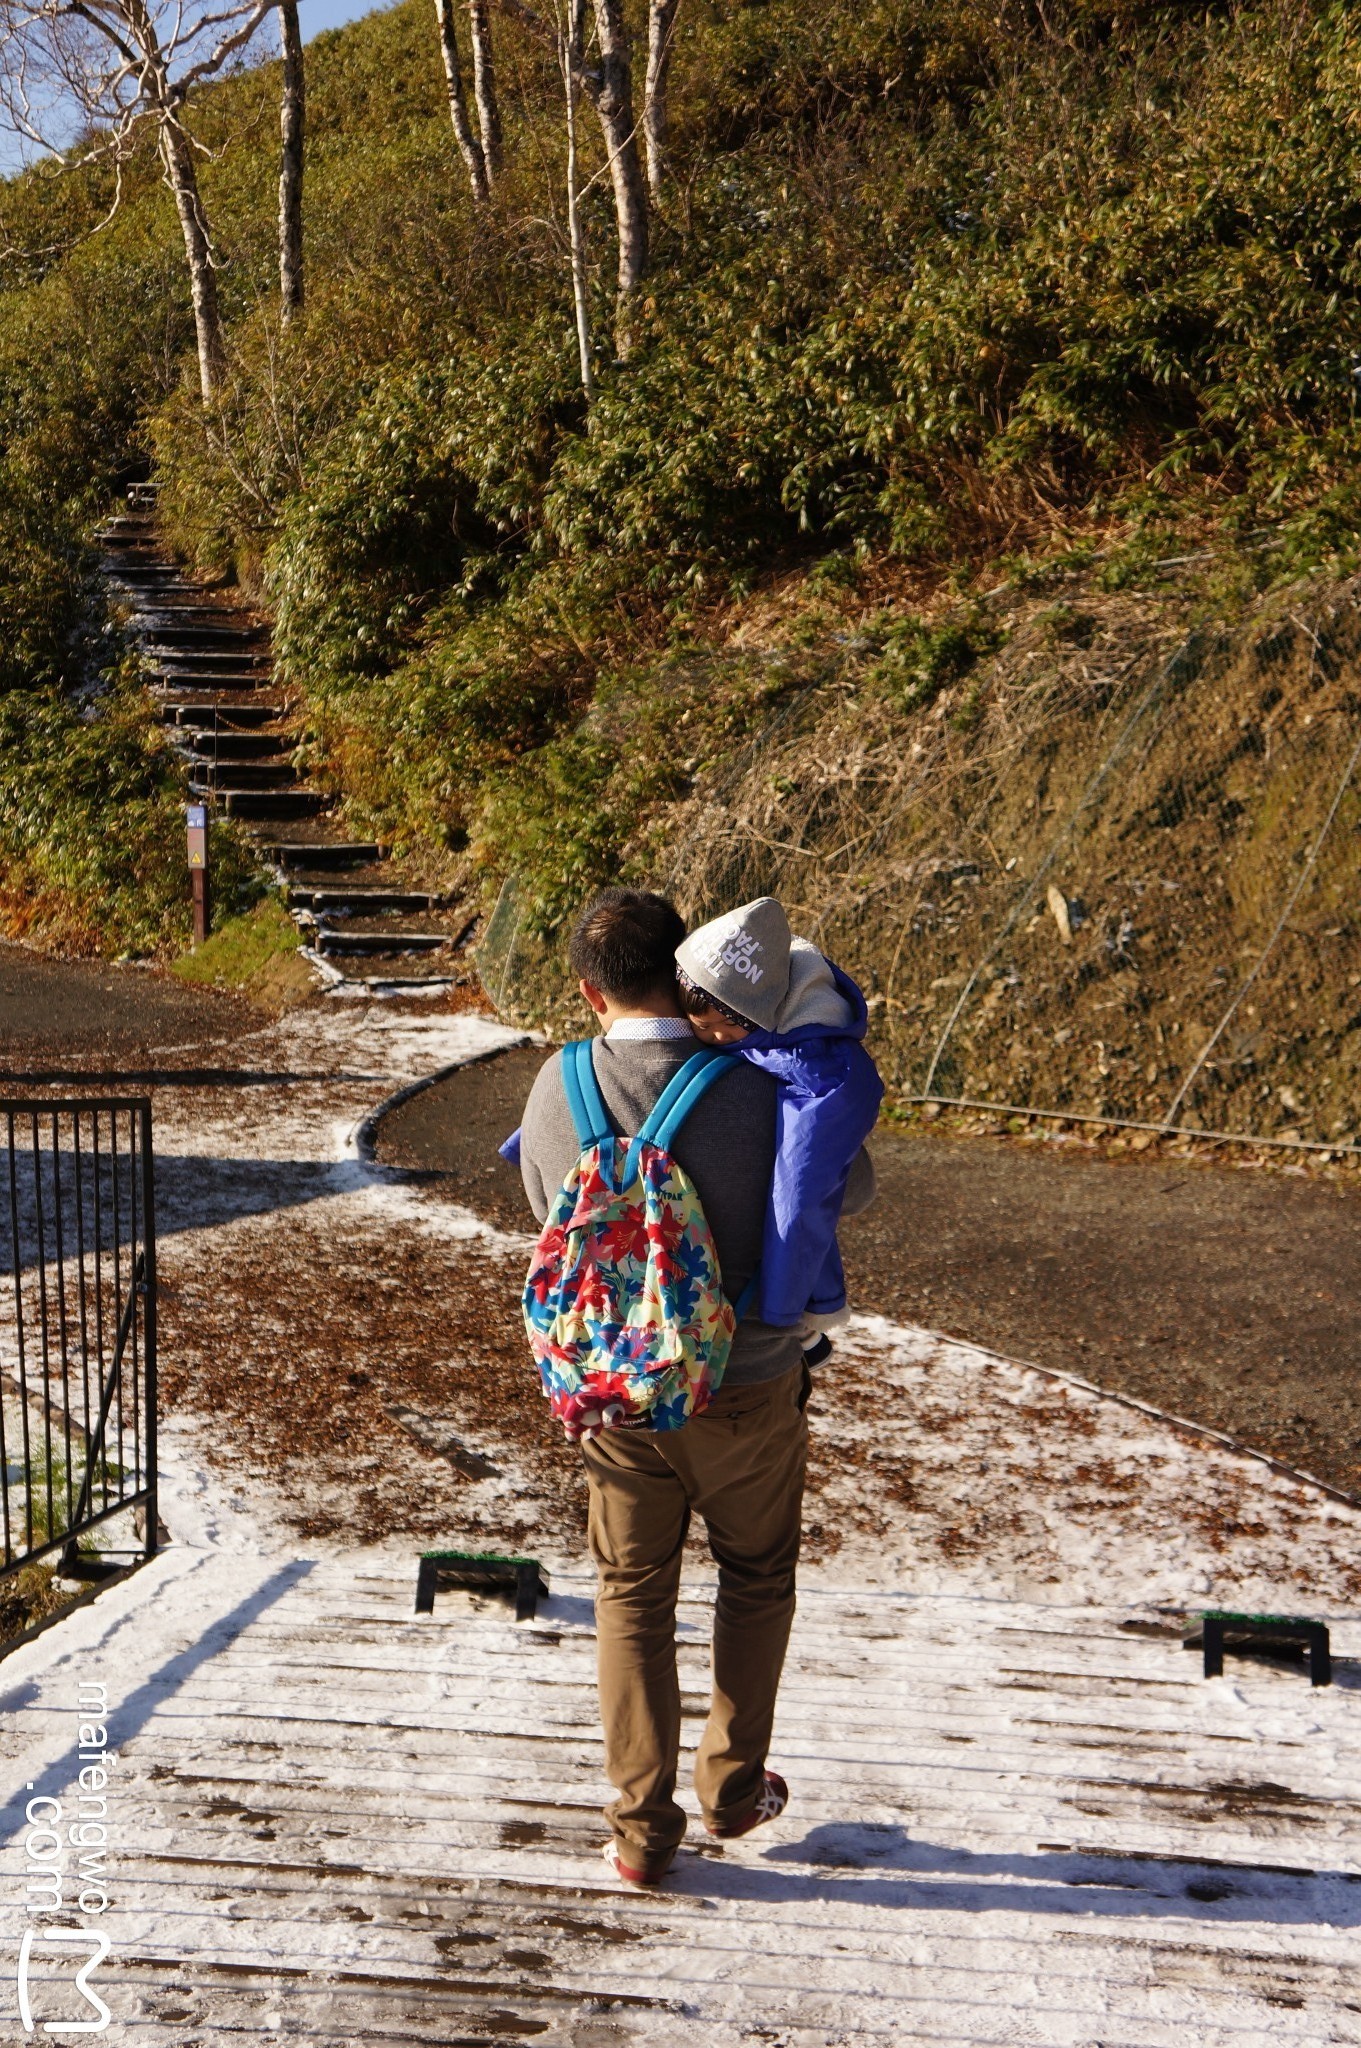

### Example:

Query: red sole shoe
xmin=602 ymin=1840 xmax=666 ymax=1886
xmin=706 ymin=1770 xmax=788 ymax=1840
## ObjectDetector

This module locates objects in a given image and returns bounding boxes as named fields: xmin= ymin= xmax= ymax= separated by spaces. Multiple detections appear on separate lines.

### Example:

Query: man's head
xmin=569 ymin=888 xmax=687 ymax=1023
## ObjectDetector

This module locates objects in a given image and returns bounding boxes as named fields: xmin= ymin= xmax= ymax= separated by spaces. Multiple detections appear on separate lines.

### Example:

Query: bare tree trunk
xmin=278 ymin=0 xmax=305 ymax=323
xmin=159 ymin=113 xmax=225 ymax=403
xmin=591 ymin=0 xmax=648 ymax=345
xmin=488 ymin=0 xmax=647 ymax=341
xmin=562 ymin=0 xmax=593 ymax=402
xmin=435 ymin=0 xmax=489 ymax=203
xmin=643 ymin=0 xmax=678 ymax=197
xmin=468 ymin=0 xmax=502 ymax=182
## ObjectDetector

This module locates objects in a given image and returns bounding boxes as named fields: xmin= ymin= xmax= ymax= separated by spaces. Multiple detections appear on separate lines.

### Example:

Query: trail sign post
xmin=187 ymin=803 xmax=210 ymax=947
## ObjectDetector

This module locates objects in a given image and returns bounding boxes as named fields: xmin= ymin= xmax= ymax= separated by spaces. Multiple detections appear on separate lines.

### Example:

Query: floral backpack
xmin=521 ymin=1039 xmax=758 ymax=1440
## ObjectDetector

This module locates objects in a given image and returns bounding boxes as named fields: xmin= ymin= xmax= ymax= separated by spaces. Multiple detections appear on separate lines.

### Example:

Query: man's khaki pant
xmin=581 ymin=1360 xmax=810 ymax=1875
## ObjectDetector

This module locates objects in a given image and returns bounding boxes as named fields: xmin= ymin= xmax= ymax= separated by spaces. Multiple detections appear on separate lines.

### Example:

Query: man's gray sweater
xmin=518 ymin=1032 xmax=876 ymax=1387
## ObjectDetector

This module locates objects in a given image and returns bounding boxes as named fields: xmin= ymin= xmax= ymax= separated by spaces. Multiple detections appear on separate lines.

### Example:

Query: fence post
xmin=140 ymin=1102 xmax=158 ymax=1562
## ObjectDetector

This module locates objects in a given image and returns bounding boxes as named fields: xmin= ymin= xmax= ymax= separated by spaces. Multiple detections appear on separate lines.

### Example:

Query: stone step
xmin=103 ymin=564 xmax=194 ymax=583
xmin=316 ymin=906 xmax=475 ymax=941
xmin=314 ymin=928 xmax=451 ymax=957
xmin=145 ymin=640 xmax=269 ymax=663
xmin=288 ymin=886 xmax=440 ymax=915
xmin=152 ymin=679 xmax=273 ymax=697
xmin=148 ymin=667 xmax=274 ymax=689
xmin=275 ymin=861 xmax=395 ymax=891
xmin=127 ymin=589 xmax=248 ymax=607
xmin=220 ymin=788 xmax=327 ymax=821
xmin=189 ymin=760 xmax=298 ymax=793
xmin=161 ymin=702 xmax=288 ymax=728
xmin=135 ymin=601 xmax=257 ymax=614
xmin=107 ymin=566 xmax=205 ymax=583
xmin=141 ymin=626 xmax=269 ymax=650
xmin=132 ymin=606 xmax=259 ymax=628
xmin=258 ymin=840 xmax=382 ymax=869
xmin=96 ymin=519 xmax=156 ymax=539
xmin=312 ymin=951 xmax=458 ymax=988
xmin=185 ymin=731 xmax=294 ymax=762
xmin=148 ymin=644 xmax=271 ymax=663
xmin=149 ymin=675 xmax=276 ymax=700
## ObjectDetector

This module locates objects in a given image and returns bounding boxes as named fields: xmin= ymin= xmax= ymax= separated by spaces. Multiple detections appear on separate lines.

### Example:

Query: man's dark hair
xmin=569 ymin=888 xmax=685 ymax=1004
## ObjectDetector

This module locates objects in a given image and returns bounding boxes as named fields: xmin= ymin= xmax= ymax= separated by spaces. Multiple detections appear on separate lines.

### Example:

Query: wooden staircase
xmin=98 ymin=490 xmax=476 ymax=993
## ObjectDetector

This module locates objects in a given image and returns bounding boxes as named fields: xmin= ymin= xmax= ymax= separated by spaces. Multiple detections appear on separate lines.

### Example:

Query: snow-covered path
xmin=3 ymin=1002 xmax=1361 ymax=2045
xmin=5 ymin=1510 xmax=1361 ymax=2045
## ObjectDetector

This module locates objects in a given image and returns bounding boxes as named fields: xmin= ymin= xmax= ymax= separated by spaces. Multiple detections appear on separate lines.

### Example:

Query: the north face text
xmin=700 ymin=928 xmax=764 ymax=984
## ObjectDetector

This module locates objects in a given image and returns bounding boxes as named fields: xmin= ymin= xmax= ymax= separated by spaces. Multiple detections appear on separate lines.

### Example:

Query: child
xmin=674 ymin=897 xmax=883 ymax=1362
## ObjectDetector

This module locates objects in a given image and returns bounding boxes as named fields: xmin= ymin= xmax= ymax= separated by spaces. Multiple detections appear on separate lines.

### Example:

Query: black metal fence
xmin=0 ymin=1101 xmax=157 ymax=1580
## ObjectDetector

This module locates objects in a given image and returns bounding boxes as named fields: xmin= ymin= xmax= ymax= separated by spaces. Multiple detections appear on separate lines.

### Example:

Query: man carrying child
xmin=516 ymin=887 xmax=879 ymax=1885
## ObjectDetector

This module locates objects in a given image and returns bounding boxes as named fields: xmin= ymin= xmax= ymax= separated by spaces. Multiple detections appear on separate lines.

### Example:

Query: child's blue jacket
xmin=732 ymin=961 xmax=883 ymax=1327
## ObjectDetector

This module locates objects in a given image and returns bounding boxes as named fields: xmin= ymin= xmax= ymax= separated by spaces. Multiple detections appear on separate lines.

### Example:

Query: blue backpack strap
xmin=731 ymin=1269 xmax=761 ymax=1323
xmin=642 ymin=1049 xmax=738 ymax=1149
xmin=622 ymin=1049 xmax=737 ymax=1187
xmin=561 ymin=1039 xmax=614 ymax=1150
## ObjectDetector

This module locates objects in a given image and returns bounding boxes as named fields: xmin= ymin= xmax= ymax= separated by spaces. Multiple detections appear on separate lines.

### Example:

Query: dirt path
xmin=0 ymin=939 xmax=262 ymax=1075
xmin=375 ymin=1044 xmax=1361 ymax=1499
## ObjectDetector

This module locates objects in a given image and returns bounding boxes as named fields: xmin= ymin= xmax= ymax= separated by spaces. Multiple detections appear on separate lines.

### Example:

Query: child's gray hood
xmin=775 ymin=939 xmax=856 ymax=1033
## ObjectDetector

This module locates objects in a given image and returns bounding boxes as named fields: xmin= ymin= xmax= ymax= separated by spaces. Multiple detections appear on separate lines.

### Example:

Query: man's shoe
xmin=705 ymin=1771 xmax=788 ymax=1840
xmin=602 ymin=1840 xmax=668 ymax=1887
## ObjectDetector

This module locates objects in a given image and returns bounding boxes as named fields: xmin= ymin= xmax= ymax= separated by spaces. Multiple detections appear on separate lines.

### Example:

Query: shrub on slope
xmin=5 ymin=0 xmax=1361 ymax=943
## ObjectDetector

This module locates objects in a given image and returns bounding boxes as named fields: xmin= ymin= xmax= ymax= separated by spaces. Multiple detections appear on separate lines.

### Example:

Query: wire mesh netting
xmin=480 ymin=588 xmax=1361 ymax=1152
xmin=476 ymin=872 xmax=578 ymax=1039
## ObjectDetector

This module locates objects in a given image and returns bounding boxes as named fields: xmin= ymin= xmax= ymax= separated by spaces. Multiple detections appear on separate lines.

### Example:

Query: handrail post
xmin=140 ymin=1102 xmax=158 ymax=1562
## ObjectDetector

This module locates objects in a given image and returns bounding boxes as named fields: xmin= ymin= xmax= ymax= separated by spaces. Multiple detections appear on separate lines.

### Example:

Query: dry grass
xmin=642 ymin=578 xmax=1361 ymax=1144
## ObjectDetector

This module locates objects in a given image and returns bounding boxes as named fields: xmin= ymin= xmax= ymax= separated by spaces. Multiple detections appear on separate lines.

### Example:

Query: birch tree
xmin=590 ymin=0 xmax=645 ymax=323
xmin=467 ymin=0 xmax=500 ymax=184
xmin=642 ymin=0 xmax=677 ymax=197
xmin=0 ymin=0 xmax=272 ymax=402
xmin=277 ymin=0 xmax=304 ymax=321
xmin=558 ymin=0 xmax=590 ymax=399
xmin=495 ymin=0 xmax=648 ymax=345
xmin=434 ymin=0 xmax=488 ymax=203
